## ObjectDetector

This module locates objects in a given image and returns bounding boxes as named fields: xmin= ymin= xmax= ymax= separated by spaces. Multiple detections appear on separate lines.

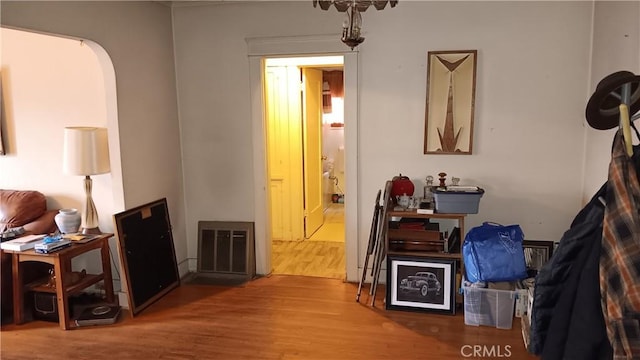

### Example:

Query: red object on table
xmin=391 ymin=174 xmax=415 ymax=198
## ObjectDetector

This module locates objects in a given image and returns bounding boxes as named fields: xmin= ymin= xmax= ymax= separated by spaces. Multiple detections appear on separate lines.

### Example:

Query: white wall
xmin=323 ymin=96 xmax=346 ymax=194
xmin=1 ymin=2 xmax=187 ymax=295
xmin=0 ymin=29 xmax=108 ymax=209
xmin=0 ymin=27 xmax=118 ymax=277
xmin=172 ymin=1 xmax=594 ymax=280
xmin=583 ymin=1 xmax=640 ymax=202
xmin=322 ymin=124 xmax=345 ymax=187
xmin=5 ymin=1 xmax=635 ymax=284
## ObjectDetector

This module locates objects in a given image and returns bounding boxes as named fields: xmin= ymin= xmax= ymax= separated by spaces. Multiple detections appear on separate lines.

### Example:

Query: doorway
xmin=264 ymin=56 xmax=345 ymax=279
xmin=247 ymin=35 xmax=359 ymax=282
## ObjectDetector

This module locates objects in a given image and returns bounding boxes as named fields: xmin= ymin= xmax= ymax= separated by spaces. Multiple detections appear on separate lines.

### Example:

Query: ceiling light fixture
xmin=313 ymin=0 xmax=398 ymax=50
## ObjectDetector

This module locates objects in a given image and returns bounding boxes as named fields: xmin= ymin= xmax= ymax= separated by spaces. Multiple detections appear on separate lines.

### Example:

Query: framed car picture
xmin=386 ymin=255 xmax=456 ymax=315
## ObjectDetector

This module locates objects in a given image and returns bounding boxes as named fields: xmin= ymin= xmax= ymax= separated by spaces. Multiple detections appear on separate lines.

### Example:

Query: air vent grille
xmin=197 ymin=221 xmax=255 ymax=278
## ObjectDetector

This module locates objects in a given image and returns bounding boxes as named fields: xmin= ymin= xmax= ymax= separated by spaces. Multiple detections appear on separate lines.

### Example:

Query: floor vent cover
xmin=197 ymin=221 xmax=255 ymax=280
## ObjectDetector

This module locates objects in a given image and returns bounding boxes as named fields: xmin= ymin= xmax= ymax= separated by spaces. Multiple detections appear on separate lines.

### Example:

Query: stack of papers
xmin=63 ymin=234 xmax=101 ymax=243
xmin=0 ymin=234 xmax=46 ymax=251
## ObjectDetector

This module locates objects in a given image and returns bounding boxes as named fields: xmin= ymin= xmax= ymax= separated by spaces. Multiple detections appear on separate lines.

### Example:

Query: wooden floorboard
xmin=0 ymin=275 xmax=536 ymax=359
xmin=271 ymin=241 xmax=346 ymax=280
xmin=271 ymin=203 xmax=346 ymax=280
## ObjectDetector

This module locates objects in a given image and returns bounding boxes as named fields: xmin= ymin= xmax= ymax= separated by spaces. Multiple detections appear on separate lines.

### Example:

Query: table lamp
xmin=63 ymin=127 xmax=111 ymax=234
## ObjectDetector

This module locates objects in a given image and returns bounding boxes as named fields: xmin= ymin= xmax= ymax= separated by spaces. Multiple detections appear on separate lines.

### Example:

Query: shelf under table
xmin=25 ymin=273 xmax=104 ymax=295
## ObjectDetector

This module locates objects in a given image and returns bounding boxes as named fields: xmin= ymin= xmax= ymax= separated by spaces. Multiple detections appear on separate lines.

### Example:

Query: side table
xmin=6 ymin=233 xmax=116 ymax=330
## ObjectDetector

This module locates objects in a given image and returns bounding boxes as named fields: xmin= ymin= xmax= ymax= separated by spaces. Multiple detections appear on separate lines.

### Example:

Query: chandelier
xmin=313 ymin=0 xmax=398 ymax=50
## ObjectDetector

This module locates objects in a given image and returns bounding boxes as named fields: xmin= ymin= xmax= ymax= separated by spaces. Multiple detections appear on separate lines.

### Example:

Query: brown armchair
xmin=1 ymin=189 xmax=59 ymax=323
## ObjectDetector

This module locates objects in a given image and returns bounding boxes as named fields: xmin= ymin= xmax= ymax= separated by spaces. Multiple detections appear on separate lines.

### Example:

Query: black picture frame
xmin=386 ymin=255 xmax=456 ymax=315
xmin=522 ymin=240 xmax=554 ymax=272
xmin=113 ymin=198 xmax=180 ymax=316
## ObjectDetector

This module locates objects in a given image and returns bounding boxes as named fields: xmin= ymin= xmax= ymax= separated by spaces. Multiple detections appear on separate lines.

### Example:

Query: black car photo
xmin=399 ymin=271 xmax=442 ymax=297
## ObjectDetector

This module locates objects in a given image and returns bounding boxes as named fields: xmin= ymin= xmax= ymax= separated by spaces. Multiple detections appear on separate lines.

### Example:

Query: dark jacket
xmin=529 ymin=183 xmax=611 ymax=359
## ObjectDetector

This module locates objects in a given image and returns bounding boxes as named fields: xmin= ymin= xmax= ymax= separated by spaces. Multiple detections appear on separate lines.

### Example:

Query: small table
xmin=6 ymin=233 xmax=116 ymax=330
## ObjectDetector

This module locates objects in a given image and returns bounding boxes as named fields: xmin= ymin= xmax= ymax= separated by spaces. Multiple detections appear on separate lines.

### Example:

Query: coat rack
xmin=586 ymin=71 xmax=640 ymax=155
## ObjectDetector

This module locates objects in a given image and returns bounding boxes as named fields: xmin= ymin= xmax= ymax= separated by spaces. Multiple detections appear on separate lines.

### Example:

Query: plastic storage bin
xmin=434 ymin=189 xmax=484 ymax=214
xmin=463 ymin=286 xmax=517 ymax=329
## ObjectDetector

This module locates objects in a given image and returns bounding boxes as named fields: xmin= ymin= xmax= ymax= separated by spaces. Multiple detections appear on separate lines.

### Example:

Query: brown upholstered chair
xmin=0 ymin=190 xmax=59 ymax=235
xmin=0 ymin=189 xmax=59 ymax=323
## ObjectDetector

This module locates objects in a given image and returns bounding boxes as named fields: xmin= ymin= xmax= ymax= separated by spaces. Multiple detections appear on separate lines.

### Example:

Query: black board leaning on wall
xmin=114 ymin=198 xmax=179 ymax=316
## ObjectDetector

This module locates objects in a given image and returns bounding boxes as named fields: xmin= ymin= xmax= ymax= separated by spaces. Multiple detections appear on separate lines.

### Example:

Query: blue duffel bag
xmin=463 ymin=222 xmax=528 ymax=283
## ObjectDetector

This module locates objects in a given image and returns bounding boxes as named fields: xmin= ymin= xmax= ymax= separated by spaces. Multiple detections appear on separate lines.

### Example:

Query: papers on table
xmin=0 ymin=234 xmax=46 ymax=251
xmin=63 ymin=234 xmax=101 ymax=243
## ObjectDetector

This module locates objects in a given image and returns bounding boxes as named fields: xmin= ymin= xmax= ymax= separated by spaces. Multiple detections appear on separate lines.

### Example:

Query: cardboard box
xmin=488 ymin=281 xmax=517 ymax=291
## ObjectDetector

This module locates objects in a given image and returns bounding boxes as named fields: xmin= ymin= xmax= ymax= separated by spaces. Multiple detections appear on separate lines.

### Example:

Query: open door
xmin=265 ymin=65 xmax=304 ymax=241
xmin=302 ymin=68 xmax=324 ymax=238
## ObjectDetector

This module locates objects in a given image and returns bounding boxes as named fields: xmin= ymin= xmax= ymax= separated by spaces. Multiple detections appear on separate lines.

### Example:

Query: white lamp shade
xmin=63 ymin=127 xmax=111 ymax=175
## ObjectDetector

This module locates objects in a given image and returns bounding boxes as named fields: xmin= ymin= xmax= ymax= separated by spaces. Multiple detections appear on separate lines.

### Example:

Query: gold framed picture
xmin=424 ymin=50 xmax=477 ymax=155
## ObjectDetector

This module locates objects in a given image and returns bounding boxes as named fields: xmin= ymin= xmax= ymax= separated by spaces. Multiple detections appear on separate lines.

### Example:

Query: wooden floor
xmin=271 ymin=240 xmax=345 ymax=279
xmin=307 ymin=203 xmax=344 ymax=243
xmin=0 ymin=275 xmax=537 ymax=360
xmin=271 ymin=203 xmax=346 ymax=279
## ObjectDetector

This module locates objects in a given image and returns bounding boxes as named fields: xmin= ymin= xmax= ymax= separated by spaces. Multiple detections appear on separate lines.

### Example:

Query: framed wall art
xmin=522 ymin=240 xmax=555 ymax=276
xmin=386 ymin=255 xmax=456 ymax=315
xmin=424 ymin=50 xmax=477 ymax=155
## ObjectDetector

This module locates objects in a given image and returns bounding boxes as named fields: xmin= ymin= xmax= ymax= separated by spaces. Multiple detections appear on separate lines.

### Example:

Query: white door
xmin=302 ymin=68 xmax=324 ymax=238
xmin=265 ymin=65 xmax=304 ymax=241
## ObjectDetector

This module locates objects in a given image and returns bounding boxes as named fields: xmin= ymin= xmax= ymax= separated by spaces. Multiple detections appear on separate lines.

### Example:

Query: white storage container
xmin=463 ymin=286 xmax=517 ymax=329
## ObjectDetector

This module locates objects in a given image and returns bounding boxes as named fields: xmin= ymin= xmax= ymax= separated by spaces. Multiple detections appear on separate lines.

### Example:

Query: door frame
xmin=247 ymin=35 xmax=360 ymax=282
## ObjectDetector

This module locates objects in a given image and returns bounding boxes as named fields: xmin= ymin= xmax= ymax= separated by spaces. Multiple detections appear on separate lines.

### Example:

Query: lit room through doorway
xmin=264 ymin=56 xmax=345 ymax=279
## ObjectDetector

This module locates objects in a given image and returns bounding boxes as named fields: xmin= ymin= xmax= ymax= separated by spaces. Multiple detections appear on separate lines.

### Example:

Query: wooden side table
xmin=385 ymin=210 xmax=467 ymax=304
xmin=7 ymin=233 xmax=116 ymax=330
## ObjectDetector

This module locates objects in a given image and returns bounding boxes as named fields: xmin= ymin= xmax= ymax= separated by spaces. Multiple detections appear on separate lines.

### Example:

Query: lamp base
xmin=81 ymin=227 xmax=102 ymax=235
